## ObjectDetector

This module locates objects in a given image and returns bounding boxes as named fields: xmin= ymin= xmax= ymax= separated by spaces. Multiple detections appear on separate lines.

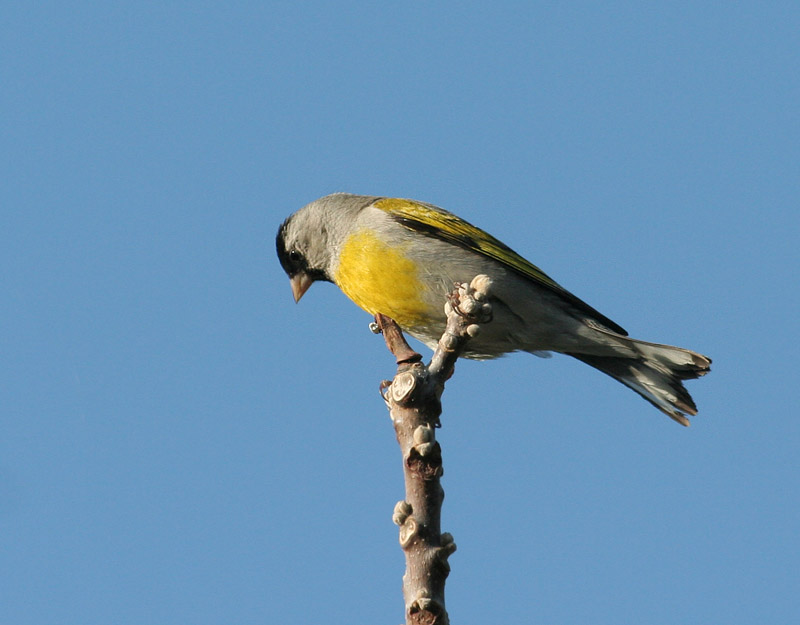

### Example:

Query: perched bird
xmin=277 ymin=193 xmax=711 ymax=425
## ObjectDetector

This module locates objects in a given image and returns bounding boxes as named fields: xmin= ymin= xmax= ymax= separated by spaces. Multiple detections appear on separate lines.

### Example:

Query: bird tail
xmin=567 ymin=333 xmax=711 ymax=426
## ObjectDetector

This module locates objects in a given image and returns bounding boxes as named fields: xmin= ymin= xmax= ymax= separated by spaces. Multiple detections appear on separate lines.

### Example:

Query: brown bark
xmin=377 ymin=276 xmax=493 ymax=625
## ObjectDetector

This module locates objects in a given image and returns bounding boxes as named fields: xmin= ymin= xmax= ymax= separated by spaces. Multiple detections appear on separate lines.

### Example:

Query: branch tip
xmin=375 ymin=314 xmax=423 ymax=364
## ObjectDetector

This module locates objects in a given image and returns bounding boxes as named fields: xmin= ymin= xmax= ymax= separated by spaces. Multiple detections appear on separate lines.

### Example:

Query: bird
xmin=277 ymin=193 xmax=711 ymax=425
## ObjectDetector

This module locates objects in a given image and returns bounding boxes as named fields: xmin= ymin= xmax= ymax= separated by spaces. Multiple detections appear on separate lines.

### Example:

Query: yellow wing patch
xmin=334 ymin=228 xmax=434 ymax=328
xmin=374 ymin=197 xmax=561 ymax=289
xmin=373 ymin=197 xmax=628 ymax=335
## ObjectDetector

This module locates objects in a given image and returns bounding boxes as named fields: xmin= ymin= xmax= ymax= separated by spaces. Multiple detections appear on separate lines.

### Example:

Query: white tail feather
xmin=567 ymin=329 xmax=711 ymax=425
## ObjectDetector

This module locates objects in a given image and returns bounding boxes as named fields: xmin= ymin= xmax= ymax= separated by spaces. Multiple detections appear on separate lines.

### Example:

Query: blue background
xmin=3 ymin=2 xmax=798 ymax=623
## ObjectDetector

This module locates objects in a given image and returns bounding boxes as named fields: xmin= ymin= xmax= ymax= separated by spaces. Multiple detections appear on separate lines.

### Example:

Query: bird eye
xmin=288 ymin=249 xmax=303 ymax=263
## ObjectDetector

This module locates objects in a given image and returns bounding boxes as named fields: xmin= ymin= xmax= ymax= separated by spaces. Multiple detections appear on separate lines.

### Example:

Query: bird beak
xmin=290 ymin=272 xmax=313 ymax=303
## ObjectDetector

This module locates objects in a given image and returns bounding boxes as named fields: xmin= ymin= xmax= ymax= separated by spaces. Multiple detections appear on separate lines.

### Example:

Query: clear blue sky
xmin=3 ymin=2 xmax=798 ymax=623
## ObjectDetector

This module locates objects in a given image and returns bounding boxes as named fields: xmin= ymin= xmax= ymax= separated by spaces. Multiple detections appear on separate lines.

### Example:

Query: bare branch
xmin=429 ymin=275 xmax=493 ymax=382
xmin=381 ymin=276 xmax=493 ymax=625
xmin=374 ymin=313 xmax=423 ymax=365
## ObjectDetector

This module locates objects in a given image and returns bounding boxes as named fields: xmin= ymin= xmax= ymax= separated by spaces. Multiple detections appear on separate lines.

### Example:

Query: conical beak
xmin=290 ymin=272 xmax=313 ymax=303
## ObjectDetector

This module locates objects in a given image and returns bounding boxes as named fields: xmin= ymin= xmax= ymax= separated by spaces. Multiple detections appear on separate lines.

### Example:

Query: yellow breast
xmin=334 ymin=229 xmax=433 ymax=328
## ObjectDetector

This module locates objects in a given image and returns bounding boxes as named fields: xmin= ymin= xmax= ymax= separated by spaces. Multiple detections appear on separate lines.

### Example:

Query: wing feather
xmin=374 ymin=198 xmax=627 ymax=336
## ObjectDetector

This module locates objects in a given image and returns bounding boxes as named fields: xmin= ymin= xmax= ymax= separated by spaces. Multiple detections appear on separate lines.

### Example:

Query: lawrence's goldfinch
xmin=277 ymin=193 xmax=711 ymax=425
